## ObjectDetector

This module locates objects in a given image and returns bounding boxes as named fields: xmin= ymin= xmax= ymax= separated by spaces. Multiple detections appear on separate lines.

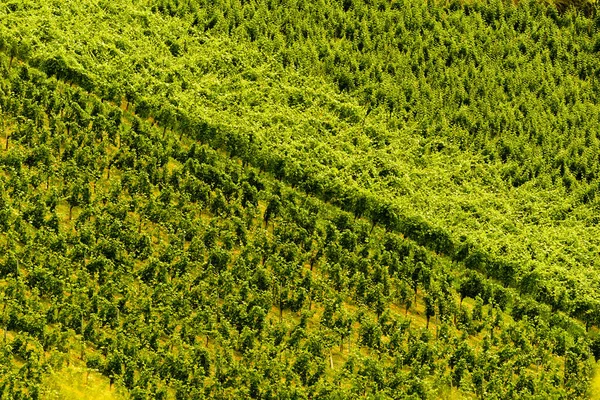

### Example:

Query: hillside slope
xmin=0 ymin=57 xmax=595 ymax=399
xmin=1 ymin=0 xmax=600 ymax=398
xmin=2 ymin=0 xmax=600 ymax=320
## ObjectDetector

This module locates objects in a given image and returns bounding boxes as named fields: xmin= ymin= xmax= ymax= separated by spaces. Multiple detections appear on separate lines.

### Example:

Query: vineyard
xmin=1 ymin=0 xmax=600 ymax=398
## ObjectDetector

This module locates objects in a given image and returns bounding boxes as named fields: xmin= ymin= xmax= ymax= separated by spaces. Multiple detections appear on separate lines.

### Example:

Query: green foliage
xmin=0 ymin=0 xmax=599 ymax=398
xmin=4 ymin=0 xmax=599 ymax=321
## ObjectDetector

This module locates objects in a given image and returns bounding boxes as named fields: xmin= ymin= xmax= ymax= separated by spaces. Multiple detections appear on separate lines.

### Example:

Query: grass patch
xmin=590 ymin=361 xmax=600 ymax=400
xmin=41 ymin=365 xmax=127 ymax=400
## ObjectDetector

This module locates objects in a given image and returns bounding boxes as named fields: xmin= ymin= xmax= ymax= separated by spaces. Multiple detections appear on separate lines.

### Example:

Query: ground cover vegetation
xmin=1 ymin=0 xmax=600 ymax=398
